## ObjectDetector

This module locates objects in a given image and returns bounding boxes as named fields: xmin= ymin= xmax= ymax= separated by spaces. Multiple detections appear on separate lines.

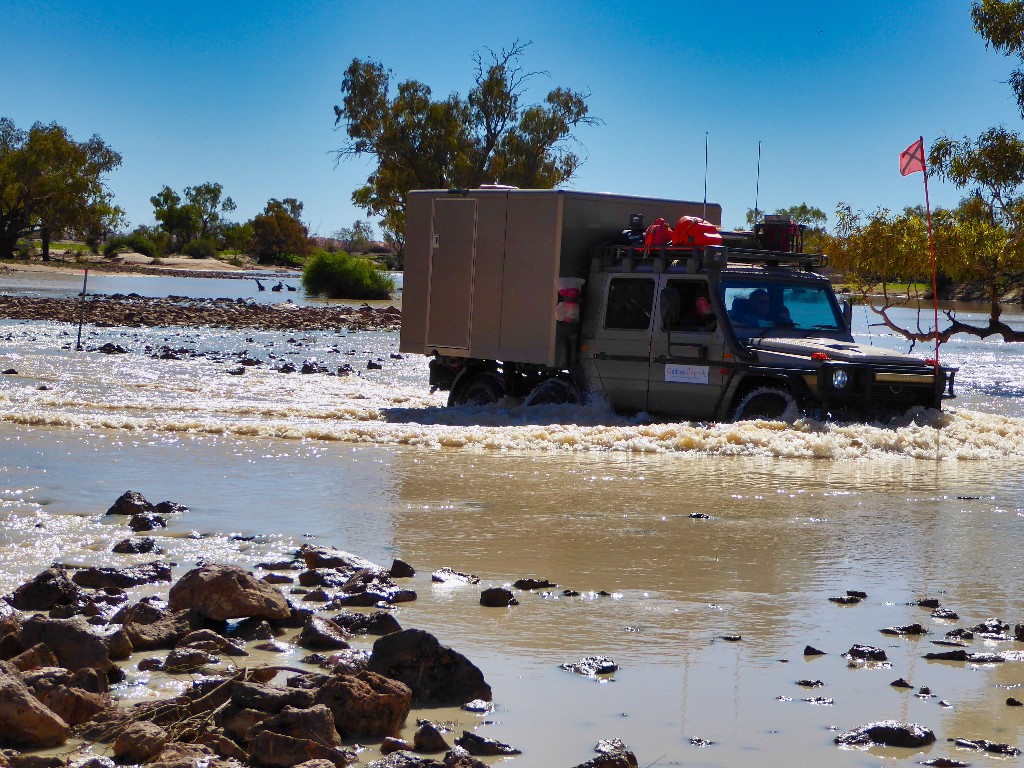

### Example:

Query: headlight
xmin=831 ymin=368 xmax=850 ymax=389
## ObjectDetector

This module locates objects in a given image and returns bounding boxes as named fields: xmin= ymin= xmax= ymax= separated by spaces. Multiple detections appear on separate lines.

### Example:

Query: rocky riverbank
xmin=0 ymin=491 xmax=640 ymax=768
xmin=0 ymin=295 xmax=401 ymax=333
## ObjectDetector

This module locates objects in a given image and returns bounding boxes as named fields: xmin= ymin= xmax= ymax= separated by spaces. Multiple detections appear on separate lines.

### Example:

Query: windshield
xmin=722 ymin=279 xmax=843 ymax=333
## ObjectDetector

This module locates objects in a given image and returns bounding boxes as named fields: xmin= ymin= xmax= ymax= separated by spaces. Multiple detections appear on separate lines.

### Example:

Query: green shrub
xmin=182 ymin=238 xmax=217 ymax=258
xmin=104 ymin=232 xmax=159 ymax=259
xmin=302 ymin=249 xmax=395 ymax=300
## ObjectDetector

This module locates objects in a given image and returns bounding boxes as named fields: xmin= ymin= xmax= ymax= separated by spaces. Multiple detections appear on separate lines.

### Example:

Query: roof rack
xmin=591 ymin=244 xmax=826 ymax=274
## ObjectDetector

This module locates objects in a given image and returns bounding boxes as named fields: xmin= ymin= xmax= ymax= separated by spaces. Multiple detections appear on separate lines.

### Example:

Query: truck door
xmin=425 ymin=198 xmax=477 ymax=352
xmin=588 ymin=276 xmax=656 ymax=412
xmin=647 ymin=277 xmax=725 ymax=419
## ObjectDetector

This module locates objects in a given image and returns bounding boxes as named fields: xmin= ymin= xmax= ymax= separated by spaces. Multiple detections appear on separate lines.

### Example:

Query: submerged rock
xmin=834 ymin=720 xmax=936 ymax=748
xmin=454 ymin=731 xmax=521 ymax=756
xmin=560 ymin=656 xmax=618 ymax=677
xmin=844 ymin=644 xmax=887 ymax=661
xmin=950 ymin=737 xmax=1021 ymax=755
xmin=479 ymin=587 xmax=518 ymax=607
xmin=9 ymin=567 xmax=80 ymax=610
xmin=431 ymin=567 xmax=480 ymax=585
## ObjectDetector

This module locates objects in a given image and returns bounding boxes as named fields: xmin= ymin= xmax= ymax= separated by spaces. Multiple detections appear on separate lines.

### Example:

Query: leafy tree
xmin=972 ymin=0 xmax=1024 ymax=118
xmin=251 ymin=198 xmax=311 ymax=264
xmin=333 ymin=219 xmax=375 ymax=253
xmin=0 ymin=117 xmax=122 ymax=260
xmin=150 ymin=181 xmax=236 ymax=251
xmin=333 ymin=40 xmax=599 ymax=247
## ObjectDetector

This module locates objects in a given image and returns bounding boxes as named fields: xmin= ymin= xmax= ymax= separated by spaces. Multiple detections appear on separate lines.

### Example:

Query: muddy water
xmin=3 ymin=280 xmax=1024 ymax=765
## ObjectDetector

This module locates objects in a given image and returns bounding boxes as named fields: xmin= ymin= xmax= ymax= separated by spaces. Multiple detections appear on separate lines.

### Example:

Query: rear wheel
xmin=523 ymin=378 xmax=580 ymax=406
xmin=449 ymin=372 xmax=506 ymax=406
xmin=732 ymin=386 xmax=799 ymax=422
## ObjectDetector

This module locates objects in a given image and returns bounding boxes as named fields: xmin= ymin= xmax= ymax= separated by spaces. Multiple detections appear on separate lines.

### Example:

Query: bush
xmin=181 ymin=238 xmax=217 ymax=258
xmin=103 ymin=232 xmax=159 ymax=259
xmin=302 ymin=249 xmax=395 ymax=300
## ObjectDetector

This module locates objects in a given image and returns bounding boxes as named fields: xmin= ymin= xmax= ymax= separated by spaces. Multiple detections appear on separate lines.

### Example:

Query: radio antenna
xmin=702 ymin=132 xmax=709 ymax=221
xmin=753 ymin=140 xmax=762 ymax=227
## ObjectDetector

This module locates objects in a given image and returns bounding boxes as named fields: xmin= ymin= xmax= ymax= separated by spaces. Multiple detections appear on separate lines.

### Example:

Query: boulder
xmin=247 ymin=730 xmax=356 ymax=768
xmin=8 ymin=643 xmax=59 ymax=672
xmin=121 ymin=605 xmax=194 ymax=651
xmin=147 ymin=742 xmax=236 ymax=768
xmin=453 ymin=732 xmax=521 ymax=756
xmin=229 ymin=681 xmax=316 ymax=714
xmin=163 ymin=647 xmax=220 ymax=673
xmin=0 ymin=599 xmax=20 ymax=637
xmin=479 ymin=588 xmax=518 ymax=608
xmin=298 ymin=545 xmax=379 ymax=573
xmin=368 ymin=629 xmax=491 ymax=706
xmin=113 ymin=721 xmax=169 ymax=763
xmin=414 ymin=721 xmax=450 ymax=752
xmin=153 ymin=500 xmax=189 ymax=516
xmin=441 ymin=747 xmax=487 ymax=768
xmin=105 ymin=490 xmax=154 ymax=515
xmin=176 ymin=629 xmax=247 ymax=656
xmin=72 ymin=561 xmax=171 ymax=589
xmin=331 ymin=611 xmax=401 ymax=636
xmin=10 ymin=567 xmax=80 ymax=610
xmin=333 ymin=570 xmax=415 ymax=606
xmin=112 ymin=536 xmax=159 ymax=554
xmin=168 ymin=564 xmax=290 ymax=621
xmin=297 ymin=616 xmax=350 ymax=650
xmin=129 ymin=513 xmax=167 ymax=532
xmin=34 ymin=685 xmax=109 ymax=725
xmin=834 ymin=720 xmax=936 ymax=748
xmin=0 ymin=663 xmax=70 ymax=748
xmin=246 ymin=704 xmax=342 ymax=746
xmin=314 ymin=670 xmax=412 ymax=737
xmin=17 ymin=615 xmax=114 ymax=672
xmin=389 ymin=559 xmax=415 ymax=579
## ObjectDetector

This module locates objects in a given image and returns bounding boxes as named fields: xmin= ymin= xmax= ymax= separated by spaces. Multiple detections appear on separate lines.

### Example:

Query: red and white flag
xmin=900 ymin=138 xmax=926 ymax=176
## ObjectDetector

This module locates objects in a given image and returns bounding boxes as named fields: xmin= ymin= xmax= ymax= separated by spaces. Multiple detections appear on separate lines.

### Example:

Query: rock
xmin=246 ymin=703 xmax=342 ymax=746
xmin=844 ymin=644 xmax=887 ymax=661
xmin=1009 ymin=697 xmax=1023 ymax=706
xmin=230 ymin=618 xmax=278 ymax=642
xmin=17 ymin=616 xmax=115 ymax=672
xmin=461 ymin=700 xmax=492 ymax=713
xmin=331 ymin=610 xmax=401 ymax=636
xmin=168 ymin=564 xmax=291 ymax=621
xmin=891 ymin=678 xmax=914 ymax=688
xmin=368 ymin=629 xmax=491 ymax=706
xmin=932 ymin=607 xmax=960 ymax=620
xmin=571 ymin=741 xmax=639 ymax=768
xmin=920 ymin=760 xmax=969 ymax=767
xmin=299 ymin=569 xmax=351 ymax=589
xmin=33 ymin=684 xmax=108 ymax=725
xmin=560 ymin=656 xmax=618 ymax=677
xmin=298 ymin=545 xmax=379 ymax=573
xmin=389 ymin=559 xmax=415 ymax=578
xmin=128 ymin=513 xmax=167 ymax=532
xmin=263 ymin=573 xmax=294 ymax=585
xmin=834 ymin=720 xmax=936 ymax=748
xmin=71 ymin=561 xmax=171 ymax=589
xmin=105 ymin=490 xmax=154 ymax=516
xmin=915 ymin=598 xmax=941 ymax=609
xmin=153 ymin=500 xmax=188 ymax=515
xmin=950 ymin=737 xmax=1021 ymax=755
xmin=453 ymin=731 xmax=521 ymax=756
xmin=512 ymin=578 xmax=555 ymax=590
xmin=972 ymin=618 xmax=1010 ymax=635
xmin=229 ymin=681 xmax=316 ymax=714
xmin=414 ymin=721 xmax=450 ymax=752
xmin=366 ymin=754 xmax=442 ymax=767
xmin=431 ymin=568 xmax=479 ymax=585
xmin=442 ymin=746 xmax=488 ymax=768
xmin=10 ymin=567 xmax=80 ymax=610
xmin=297 ymin=616 xmax=350 ymax=650
xmin=880 ymin=623 xmax=928 ymax=636
xmin=0 ymin=599 xmax=19 ymax=637
xmin=323 ymin=649 xmax=372 ymax=675
xmin=924 ymin=649 xmax=1004 ymax=663
xmin=247 ymin=730 xmax=356 ymax=767
xmin=163 ymin=647 xmax=220 ymax=673
xmin=829 ymin=595 xmax=860 ymax=605
xmin=120 ymin=604 xmax=194 ymax=651
xmin=111 ymin=536 xmax=159 ymax=554
xmin=380 ymin=737 xmax=413 ymax=754
xmin=796 ymin=679 xmax=824 ymax=688
xmin=0 ymin=663 xmax=70 ymax=748
xmin=8 ymin=643 xmax=59 ymax=672
xmin=333 ymin=569 xmax=415 ymax=606
xmin=479 ymin=587 xmax=517 ymax=607
xmin=147 ymin=742 xmax=227 ymax=768
xmin=177 ymin=628 xmax=247 ymax=656
xmin=803 ymin=645 xmax=826 ymax=656
xmin=314 ymin=670 xmax=412 ymax=737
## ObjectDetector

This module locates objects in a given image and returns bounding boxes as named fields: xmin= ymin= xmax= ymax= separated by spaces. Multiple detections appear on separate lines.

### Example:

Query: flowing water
xmin=3 ymin=270 xmax=1024 ymax=766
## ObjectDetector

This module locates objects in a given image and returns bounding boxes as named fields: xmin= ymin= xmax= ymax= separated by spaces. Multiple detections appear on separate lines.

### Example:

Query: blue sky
xmin=3 ymin=0 xmax=1021 ymax=236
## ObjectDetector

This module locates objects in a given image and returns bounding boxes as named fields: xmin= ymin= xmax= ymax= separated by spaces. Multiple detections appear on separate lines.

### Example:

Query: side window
xmin=605 ymin=278 xmax=655 ymax=330
xmin=663 ymin=280 xmax=715 ymax=332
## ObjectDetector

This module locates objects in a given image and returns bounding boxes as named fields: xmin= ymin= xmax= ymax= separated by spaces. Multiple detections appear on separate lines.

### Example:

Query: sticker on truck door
xmin=665 ymin=364 xmax=709 ymax=384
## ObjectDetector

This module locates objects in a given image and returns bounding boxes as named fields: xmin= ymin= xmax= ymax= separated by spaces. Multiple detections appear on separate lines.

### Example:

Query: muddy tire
xmin=450 ymin=372 xmax=506 ymax=406
xmin=523 ymin=378 xmax=580 ymax=406
xmin=731 ymin=386 xmax=799 ymax=422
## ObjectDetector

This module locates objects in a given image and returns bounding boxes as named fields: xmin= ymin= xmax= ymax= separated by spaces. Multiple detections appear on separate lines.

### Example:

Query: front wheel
xmin=449 ymin=372 xmax=506 ymax=407
xmin=731 ymin=387 xmax=799 ymax=422
xmin=523 ymin=378 xmax=580 ymax=406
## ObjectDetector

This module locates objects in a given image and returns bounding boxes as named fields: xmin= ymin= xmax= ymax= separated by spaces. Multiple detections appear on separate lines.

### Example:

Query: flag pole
xmin=919 ymin=136 xmax=939 ymax=369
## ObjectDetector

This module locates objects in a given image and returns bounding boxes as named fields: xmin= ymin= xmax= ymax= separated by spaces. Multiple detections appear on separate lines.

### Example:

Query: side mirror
xmin=842 ymin=300 xmax=853 ymax=330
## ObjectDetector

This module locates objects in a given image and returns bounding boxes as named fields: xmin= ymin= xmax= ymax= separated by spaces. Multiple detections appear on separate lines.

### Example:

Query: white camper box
xmin=400 ymin=188 xmax=721 ymax=368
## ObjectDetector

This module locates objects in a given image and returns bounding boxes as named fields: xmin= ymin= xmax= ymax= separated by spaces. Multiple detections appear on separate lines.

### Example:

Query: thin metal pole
xmin=753 ymin=141 xmax=762 ymax=226
xmin=920 ymin=135 xmax=939 ymax=368
xmin=76 ymin=268 xmax=88 ymax=351
xmin=703 ymin=132 xmax=708 ymax=222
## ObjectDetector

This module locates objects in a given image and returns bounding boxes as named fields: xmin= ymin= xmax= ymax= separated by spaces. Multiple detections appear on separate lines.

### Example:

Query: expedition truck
xmin=399 ymin=187 xmax=956 ymax=421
